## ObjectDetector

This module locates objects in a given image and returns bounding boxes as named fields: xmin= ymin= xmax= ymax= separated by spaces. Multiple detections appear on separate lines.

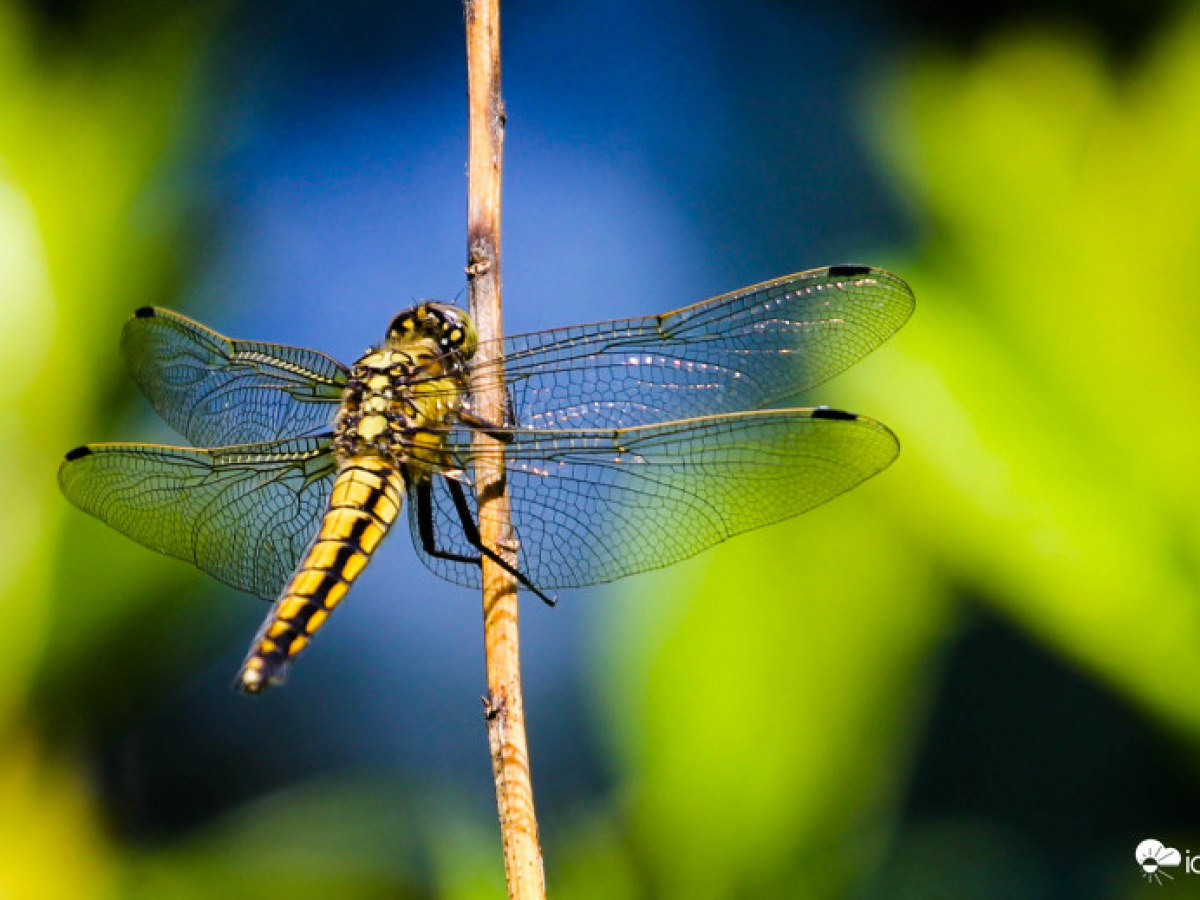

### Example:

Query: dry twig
xmin=464 ymin=1 xmax=546 ymax=896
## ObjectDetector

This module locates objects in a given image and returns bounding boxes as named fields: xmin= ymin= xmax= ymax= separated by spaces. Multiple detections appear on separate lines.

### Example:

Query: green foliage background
xmin=3 ymin=3 xmax=1200 ymax=898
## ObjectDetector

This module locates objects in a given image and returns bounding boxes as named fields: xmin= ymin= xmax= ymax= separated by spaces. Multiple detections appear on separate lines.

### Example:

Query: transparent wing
xmin=121 ymin=307 xmax=348 ymax=446
xmin=466 ymin=265 xmax=913 ymax=430
xmin=409 ymin=409 xmax=899 ymax=590
xmin=58 ymin=436 xmax=337 ymax=600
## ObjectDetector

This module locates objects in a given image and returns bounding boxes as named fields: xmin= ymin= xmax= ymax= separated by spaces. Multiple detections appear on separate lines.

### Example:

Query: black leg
xmin=458 ymin=409 xmax=515 ymax=443
xmin=416 ymin=480 xmax=481 ymax=566
xmin=444 ymin=476 xmax=556 ymax=606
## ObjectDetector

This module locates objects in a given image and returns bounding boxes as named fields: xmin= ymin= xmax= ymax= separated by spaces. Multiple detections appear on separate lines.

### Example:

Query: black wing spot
xmin=64 ymin=446 xmax=93 ymax=462
xmin=826 ymin=264 xmax=872 ymax=277
xmin=132 ymin=306 xmax=157 ymax=318
xmin=812 ymin=406 xmax=858 ymax=421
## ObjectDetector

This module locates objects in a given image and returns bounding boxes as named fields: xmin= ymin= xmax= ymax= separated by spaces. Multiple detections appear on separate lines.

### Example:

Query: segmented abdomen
xmin=238 ymin=456 xmax=404 ymax=693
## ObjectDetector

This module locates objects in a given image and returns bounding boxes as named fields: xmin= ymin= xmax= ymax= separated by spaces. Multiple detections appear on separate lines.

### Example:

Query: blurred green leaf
xmin=0 ymin=3 xmax=216 ymax=897
xmin=550 ymin=813 xmax=639 ymax=900
xmin=3 ymin=0 xmax=219 ymax=707
xmin=427 ymin=796 xmax=508 ymax=900
xmin=124 ymin=776 xmax=425 ymax=900
xmin=0 ymin=729 xmax=119 ymax=899
xmin=862 ymin=14 xmax=1200 ymax=736
xmin=595 ymin=498 xmax=948 ymax=899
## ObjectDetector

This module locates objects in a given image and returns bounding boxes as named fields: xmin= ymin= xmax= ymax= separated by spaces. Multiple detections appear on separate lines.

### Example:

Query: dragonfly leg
xmin=415 ymin=478 xmax=482 ymax=567
xmin=458 ymin=409 xmax=515 ymax=443
xmin=433 ymin=477 xmax=555 ymax=606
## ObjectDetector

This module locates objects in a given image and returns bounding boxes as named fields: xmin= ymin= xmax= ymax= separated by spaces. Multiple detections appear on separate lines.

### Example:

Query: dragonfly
xmin=59 ymin=264 xmax=913 ymax=693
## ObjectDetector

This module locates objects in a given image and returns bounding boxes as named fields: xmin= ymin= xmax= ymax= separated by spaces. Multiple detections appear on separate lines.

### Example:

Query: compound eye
xmin=425 ymin=304 xmax=477 ymax=356
xmin=387 ymin=309 xmax=418 ymax=336
xmin=387 ymin=302 xmax=477 ymax=355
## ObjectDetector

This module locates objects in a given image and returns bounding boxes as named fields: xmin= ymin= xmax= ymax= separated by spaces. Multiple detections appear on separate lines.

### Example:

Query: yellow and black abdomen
xmin=238 ymin=456 xmax=404 ymax=693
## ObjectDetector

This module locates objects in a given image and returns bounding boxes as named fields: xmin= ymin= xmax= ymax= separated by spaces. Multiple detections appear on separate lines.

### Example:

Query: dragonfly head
xmin=386 ymin=303 xmax=478 ymax=359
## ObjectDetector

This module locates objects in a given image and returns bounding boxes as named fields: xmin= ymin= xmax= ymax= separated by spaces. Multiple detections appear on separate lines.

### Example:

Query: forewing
xmin=122 ymin=307 xmax=348 ymax=446
xmin=412 ymin=410 xmax=899 ymax=590
xmin=468 ymin=266 xmax=913 ymax=430
xmin=59 ymin=436 xmax=336 ymax=600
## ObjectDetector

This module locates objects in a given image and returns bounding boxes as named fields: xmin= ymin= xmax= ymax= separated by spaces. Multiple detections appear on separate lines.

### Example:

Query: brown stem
xmin=463 ymin=1 xmax=546 ymax=896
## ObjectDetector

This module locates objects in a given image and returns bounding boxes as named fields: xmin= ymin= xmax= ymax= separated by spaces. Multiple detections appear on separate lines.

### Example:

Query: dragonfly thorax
xmin=332 ymin=336 xmax=470 ymax=467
